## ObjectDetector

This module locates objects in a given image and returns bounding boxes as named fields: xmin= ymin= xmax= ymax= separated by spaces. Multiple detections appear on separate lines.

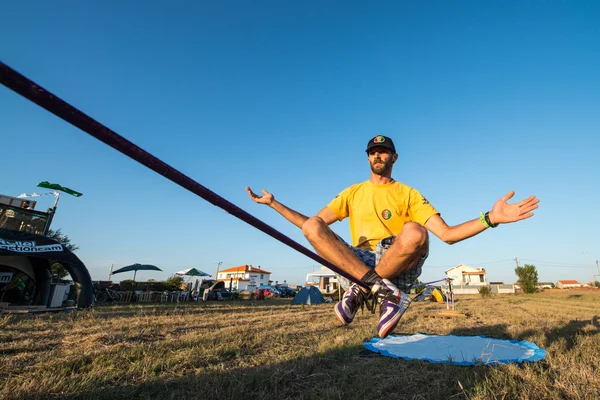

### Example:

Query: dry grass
xmin=1 ymin=289 xmax=599 ymax=400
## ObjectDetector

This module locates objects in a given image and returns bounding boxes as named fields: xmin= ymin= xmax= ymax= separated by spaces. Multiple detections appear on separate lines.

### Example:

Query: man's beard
xmin=370 ymin=158 xmax=393 ymax=175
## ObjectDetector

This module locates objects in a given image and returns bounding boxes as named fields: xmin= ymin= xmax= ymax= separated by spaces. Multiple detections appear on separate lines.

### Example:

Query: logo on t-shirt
xmin=422 ymin=197 xmax=430 ymax=205
xmin=381 ymin=209 xmax=392 ymax=220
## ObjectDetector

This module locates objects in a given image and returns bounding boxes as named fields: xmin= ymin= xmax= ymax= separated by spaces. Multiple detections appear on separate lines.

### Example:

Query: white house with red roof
xmin=216 ymin=265 xmax=272 ymax=291
xmin=444 ymin=264 xmax=489 ymax=294
xmin=445 ymin=264 xmax=488 ymax=286
xmin=555 ymin=280 xmax=582 ymax=289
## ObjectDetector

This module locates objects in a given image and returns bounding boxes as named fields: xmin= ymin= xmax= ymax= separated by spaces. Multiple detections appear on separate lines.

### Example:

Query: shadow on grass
xmin=521 ymin=315 xmax=600 ymax=351
xmin=449 ymin=323 xmax=512 ymax=339
xmin=448 ymin=316 xmax=600 ymax=352
xmin=29 ymin=343 xmax=499 ymax=400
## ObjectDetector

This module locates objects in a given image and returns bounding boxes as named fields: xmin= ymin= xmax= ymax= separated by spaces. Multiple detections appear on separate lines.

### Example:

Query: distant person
xmin=247 ymin=135 xmax=538 ymax=338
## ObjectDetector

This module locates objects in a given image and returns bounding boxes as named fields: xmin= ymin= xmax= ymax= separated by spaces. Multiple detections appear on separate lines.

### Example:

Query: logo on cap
xmin=381 ymin=209 xmax=392 ymax=220
xmin=374 ymin=136 xmax=386 ymax=144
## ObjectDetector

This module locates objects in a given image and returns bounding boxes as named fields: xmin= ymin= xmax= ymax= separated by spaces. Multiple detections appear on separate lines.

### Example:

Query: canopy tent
xmin=305 ymin=267 xmax=341 ymax=298
xmin=176 ymin=268 xmax=211 ymax=299
xmin=0 ymin=228 xmax=93 ymax=308
xmin=175 ymin=268 xmax=211 ymax=277
xmin=305 ymin=268 xmax=337 ymax=280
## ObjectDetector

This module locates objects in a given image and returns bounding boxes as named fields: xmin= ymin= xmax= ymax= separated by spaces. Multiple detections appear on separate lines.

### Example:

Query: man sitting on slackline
xmin=247 ymin=135 xmax=539 ymax=338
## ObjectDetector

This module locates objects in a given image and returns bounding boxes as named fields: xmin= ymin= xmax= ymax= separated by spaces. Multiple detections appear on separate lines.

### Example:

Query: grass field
xmin=1 ymin=289 xmax=599 ymax=400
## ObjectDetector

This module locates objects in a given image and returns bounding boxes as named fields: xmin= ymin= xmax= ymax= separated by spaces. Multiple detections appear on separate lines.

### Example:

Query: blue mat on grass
xmin=364 ymin=333 xmax=546 ymax=366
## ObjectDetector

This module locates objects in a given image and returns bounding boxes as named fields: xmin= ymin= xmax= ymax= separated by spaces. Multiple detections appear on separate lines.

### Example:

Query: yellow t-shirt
xmin=327 ymin=180 xmax=439 ymax=250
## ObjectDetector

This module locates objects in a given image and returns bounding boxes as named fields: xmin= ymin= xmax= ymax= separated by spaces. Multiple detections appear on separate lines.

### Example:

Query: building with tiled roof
xmin=444 ymin=264 xmax=487 ymax=286
xmin=556 ymin=280 xmax=582 ymax=289
xmin=216 ymin=265 xmax=272 ymax=291
xmin=443 ymin=264 xmax=489 ymax=294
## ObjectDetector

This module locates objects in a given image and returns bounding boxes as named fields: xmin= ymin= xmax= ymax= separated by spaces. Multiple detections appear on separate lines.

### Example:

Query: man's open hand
xmin=246 ymin=186 xmax=274 ymax=206
xmin=489 ymin=191 xmax=539 ymax=225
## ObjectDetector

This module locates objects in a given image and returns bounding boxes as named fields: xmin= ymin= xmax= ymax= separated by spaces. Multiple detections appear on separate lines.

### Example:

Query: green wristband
xmin=480 ymin=212 xmax=490 ymax=228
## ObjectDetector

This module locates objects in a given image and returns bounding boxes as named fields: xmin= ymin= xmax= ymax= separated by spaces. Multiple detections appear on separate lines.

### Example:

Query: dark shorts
xmin=336 ymin=235 xmax=426 ymax=293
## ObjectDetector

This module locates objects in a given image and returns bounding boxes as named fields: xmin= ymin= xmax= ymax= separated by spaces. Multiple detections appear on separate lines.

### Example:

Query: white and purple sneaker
xmin=372 ymin=279 xmax=412 ymax=338
xmin=334 ymin=283 xmax=368 ymax=325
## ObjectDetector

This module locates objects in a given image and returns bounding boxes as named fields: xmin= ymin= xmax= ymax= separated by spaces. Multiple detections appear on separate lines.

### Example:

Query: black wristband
xmin=484 ymin=212 xmax=498 ymax=228
xmin=361 ymin=269 xmax=381 ymax=287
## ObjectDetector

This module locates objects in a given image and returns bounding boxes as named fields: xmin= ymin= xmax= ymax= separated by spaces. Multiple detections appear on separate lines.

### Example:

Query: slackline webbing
xmin=411 ymin=278 xmax=450 ymax=288
xmin=0 ymin=60 xmax=367 ymax=290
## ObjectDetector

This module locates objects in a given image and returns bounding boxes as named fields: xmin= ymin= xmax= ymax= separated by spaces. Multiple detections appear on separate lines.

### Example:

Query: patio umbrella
xmin=175 ymin=268 xmax=211 ymax=277
xmin=111 ymin=263 xmax=162 ymax=282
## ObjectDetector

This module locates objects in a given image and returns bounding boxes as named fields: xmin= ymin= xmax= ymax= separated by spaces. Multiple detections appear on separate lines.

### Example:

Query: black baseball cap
xmin=365 ymin=135 xmax=396 ymax=154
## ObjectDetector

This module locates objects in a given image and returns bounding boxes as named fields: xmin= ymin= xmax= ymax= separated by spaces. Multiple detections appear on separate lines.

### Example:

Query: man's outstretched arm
xmin=425 ymin=190 xmax=539 ymax=244
xmin=246 ymin=186 xmax=337 ymax=229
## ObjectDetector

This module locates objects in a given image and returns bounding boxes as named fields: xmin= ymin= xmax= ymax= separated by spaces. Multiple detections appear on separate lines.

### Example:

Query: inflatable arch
xmin=0 ymin=229 xmax=94 ymax=308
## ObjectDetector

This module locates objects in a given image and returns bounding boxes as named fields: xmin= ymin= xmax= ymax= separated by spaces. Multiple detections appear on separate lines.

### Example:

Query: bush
xmin=165 ymin=276 xmax=184 ymax=291
xmin=478 ymin=285 xmax=492 ymax=297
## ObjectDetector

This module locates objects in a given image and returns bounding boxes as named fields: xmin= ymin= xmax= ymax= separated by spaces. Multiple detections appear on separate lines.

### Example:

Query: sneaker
xmin=334 ymin=283 xmax=368 ymax=325
xmin=372 ymin=279 xmax=412 ymax=338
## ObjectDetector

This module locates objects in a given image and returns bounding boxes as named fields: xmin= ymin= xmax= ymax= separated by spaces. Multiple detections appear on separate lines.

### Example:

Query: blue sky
xmin=1 ymin=1 xmax=599 ymax=286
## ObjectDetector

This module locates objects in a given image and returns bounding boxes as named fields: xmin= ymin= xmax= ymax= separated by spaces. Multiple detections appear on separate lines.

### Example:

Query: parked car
xmin=258 ymin=285 xmax=282 ymax=297
xmin=275 ymin=286 xmax=296 ymax=298
xmin=266 ymin=287 xmax=282 ymax=297
xmin=205 ymin=281 xmax=233 ymax=301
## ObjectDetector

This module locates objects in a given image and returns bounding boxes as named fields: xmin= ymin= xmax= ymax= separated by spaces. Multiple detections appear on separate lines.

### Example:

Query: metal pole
xmin=583 ymin=252 xmax=594 ymax=286
xmin=42 ymin=192 xmax=60 ymax=236
xmin=52 ymin=191 xmax=61 ymax=209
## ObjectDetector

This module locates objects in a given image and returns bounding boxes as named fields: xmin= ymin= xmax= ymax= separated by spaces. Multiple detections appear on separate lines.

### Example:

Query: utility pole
xmin=215 ymin=261 xmax=222 ymax=280
xmin=108 ymin=264 xmax=114 ymax=281
xmin=514 ymin=257 xmax=520 ymax=269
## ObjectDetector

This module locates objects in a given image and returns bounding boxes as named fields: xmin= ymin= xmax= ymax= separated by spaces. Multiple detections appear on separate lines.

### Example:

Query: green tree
xmin=46 ymin=229 xmax=79 ymax=281
xmin=515 ymin=264 xmax=539 ymax=293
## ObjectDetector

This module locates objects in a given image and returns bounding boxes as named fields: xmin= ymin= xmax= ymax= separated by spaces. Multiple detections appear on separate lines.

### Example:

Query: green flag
xmin=37 ymin=181 xmax=83 ymax=197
